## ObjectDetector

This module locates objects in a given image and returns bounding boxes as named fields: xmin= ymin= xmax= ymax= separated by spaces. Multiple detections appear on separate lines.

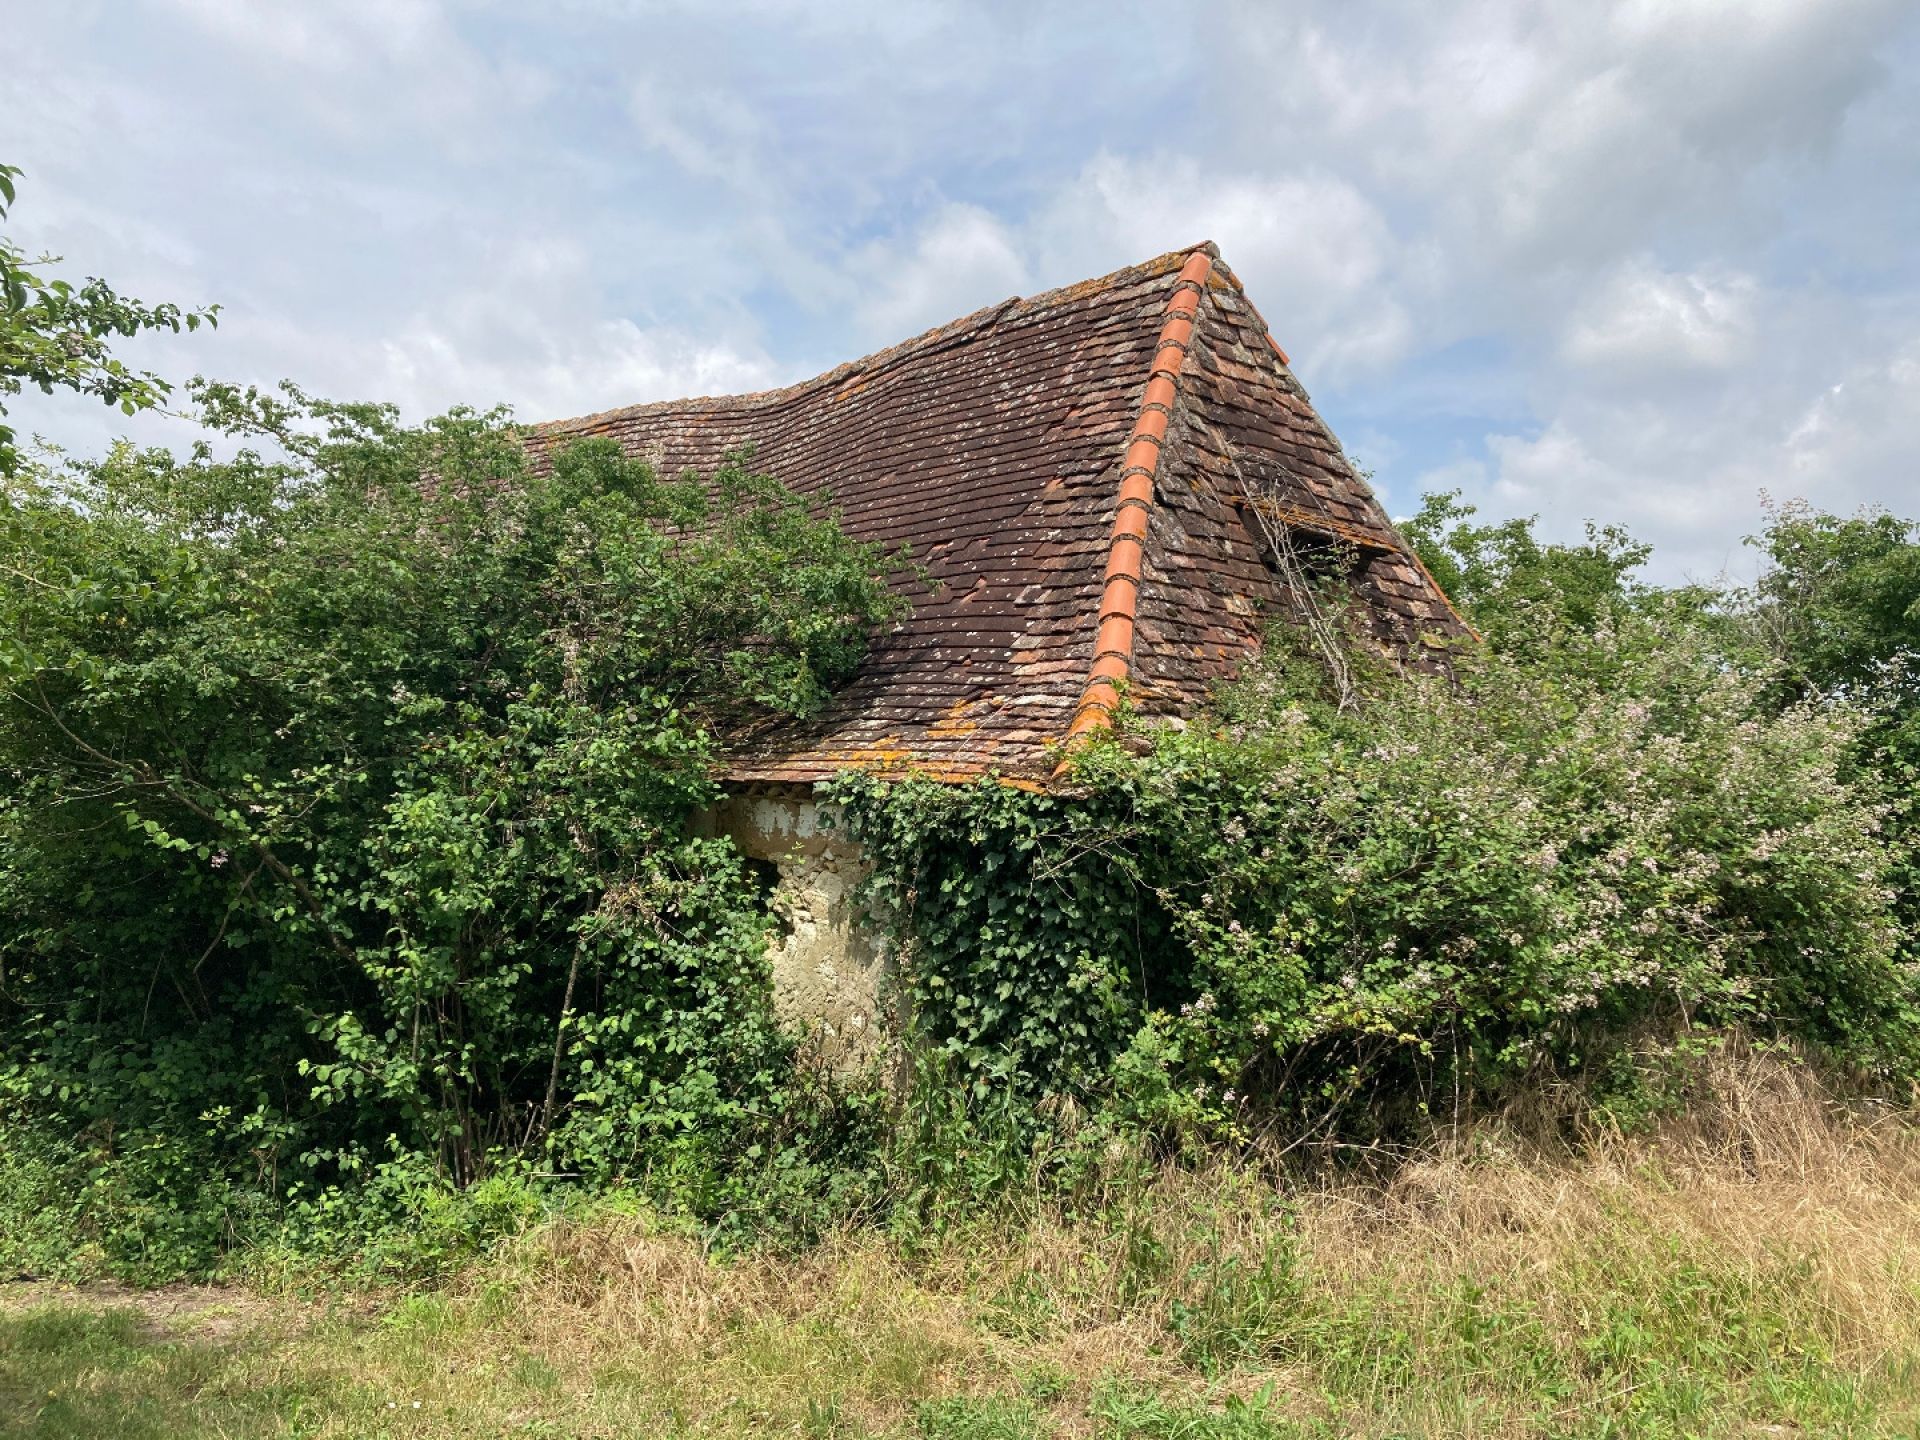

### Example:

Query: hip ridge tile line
xmin=1055 ymin=244 xmax=1216 ymax=774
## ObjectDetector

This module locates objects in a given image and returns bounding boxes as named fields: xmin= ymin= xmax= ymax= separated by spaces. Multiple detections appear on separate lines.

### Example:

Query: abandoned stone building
xmin=537 ymin=243 xmax=1467 ymax=1061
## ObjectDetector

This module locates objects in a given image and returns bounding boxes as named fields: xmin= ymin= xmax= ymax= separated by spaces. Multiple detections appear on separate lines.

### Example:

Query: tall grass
xmin=7 ymin=1045 xmax=1920 ymax=1437
xmin=409 ymin=1045 xmax=1920 ymax=1436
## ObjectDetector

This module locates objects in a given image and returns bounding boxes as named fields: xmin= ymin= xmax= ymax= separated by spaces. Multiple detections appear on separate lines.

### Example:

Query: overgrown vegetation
xmin=8 ymin=1048 xmax=1920 ymax=1437
xmin=4 ymin=380 xmax=1918 ymax=1281
xmin=3 ymin=162 xmax=1919 ymax=1440
xmin=836 ymin=494 xmax=1919 ymax=1158
xmin=0 ymin=383 xmax=903 ymax=1276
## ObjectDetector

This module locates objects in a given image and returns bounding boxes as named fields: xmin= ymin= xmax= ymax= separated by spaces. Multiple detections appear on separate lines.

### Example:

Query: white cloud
xmin=1225 ymin=0 xmax=1908 ymax=275
xmin=160 ymin=0 xmax=440 ymax=72
xmin=1443 ymin=318 xmax=1920 ymax=584
xmin=5 ymin=0 xmax=1917 ymax=587
xmin=155 ymin=0 xmax=550 ymax=147
xmin=1560 ymin=261 xmax=1756 ymax=376
xmin=373 ymin=317 xmax=780 ymax=422
xmin=1032 ymin=155 xmax=1414 ymax=382
xmin=840 ymin=154 xmax=1416 ymax=382
xmin=1766 ymin=341 xmax=1920 ymax=505
xmin=233 ymin=231 xmax=787 ymax=422
xmin=1194 ymin=0 xmax=1919 ymax=578
xmin=852 ymin=204 xmax=1029 ymax=343
xmin=626 ymin=79 xmax=769 ymax=192
xmin=16 ymin=301 xmax=782 ymax=467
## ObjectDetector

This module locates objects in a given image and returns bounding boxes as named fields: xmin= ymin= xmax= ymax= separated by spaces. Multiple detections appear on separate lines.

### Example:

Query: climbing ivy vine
xmin=837 ymin=579 xmax=1916 ymax=1146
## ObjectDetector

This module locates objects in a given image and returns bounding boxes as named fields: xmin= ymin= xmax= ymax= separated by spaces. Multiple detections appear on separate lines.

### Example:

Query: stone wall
xmin=694 ymin=785 xmax=895 ymax=1071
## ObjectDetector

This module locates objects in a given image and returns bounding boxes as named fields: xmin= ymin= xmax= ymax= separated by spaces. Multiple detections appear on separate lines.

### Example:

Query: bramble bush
xmin=1742 ymin=498 xmax=1920 ymax=944
xmin=0 ymin=383 xmax=903 ymax=1274
xmin=837 ymin=517 xmax=1918 ymax=1151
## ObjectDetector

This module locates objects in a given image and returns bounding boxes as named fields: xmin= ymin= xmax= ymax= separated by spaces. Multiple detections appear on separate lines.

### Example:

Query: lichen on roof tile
xmin=530 ymin=246 xmax=1467 ymax=785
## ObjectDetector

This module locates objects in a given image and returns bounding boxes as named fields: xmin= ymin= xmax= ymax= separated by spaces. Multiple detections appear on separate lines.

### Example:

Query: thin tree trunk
xmin=537 ymin=936 xmax=586 ymax=1149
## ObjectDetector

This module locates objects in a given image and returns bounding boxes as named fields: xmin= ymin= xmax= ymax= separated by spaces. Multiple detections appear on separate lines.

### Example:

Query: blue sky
xmin=10 ymin=0 xmax=1919 ymax=582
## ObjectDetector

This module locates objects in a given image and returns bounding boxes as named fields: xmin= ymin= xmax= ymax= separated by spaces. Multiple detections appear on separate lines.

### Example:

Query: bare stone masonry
xmin=694 ymin=789 xmax=895 ymax=1071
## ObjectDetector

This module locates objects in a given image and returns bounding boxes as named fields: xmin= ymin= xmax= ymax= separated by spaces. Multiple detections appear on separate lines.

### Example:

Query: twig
xmin=537 ymin=933 xmax=587 ymax=1147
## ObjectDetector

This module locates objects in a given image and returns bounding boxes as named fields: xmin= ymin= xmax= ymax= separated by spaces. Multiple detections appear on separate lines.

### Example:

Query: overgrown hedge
xmin=0 ymin=387 xmax=901 ymax=1273
xmin=836 ymin=601 xmax=1917 ymax=1148
xmin=2 ymin=385 xmax=1914 ymax=1276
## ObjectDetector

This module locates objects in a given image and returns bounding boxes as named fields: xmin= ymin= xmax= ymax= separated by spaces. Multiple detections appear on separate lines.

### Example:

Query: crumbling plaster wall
xmin=695 ymin=786 xmax=895 ymax=1070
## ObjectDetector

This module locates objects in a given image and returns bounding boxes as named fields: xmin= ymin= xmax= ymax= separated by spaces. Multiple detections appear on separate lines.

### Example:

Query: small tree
xmin=0 ymin=162 xmax=217 ymax=475
xmin=0 ymin=383 xmax=902 ymax=1247
xmin=1744 ymin=499 xmax=1920 ymax=941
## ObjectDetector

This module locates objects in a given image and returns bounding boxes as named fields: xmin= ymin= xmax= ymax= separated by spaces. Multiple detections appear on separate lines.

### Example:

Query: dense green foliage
xmin=1 ymin=175 xmax=1914 ymax=1278
xmin=1748 ymin=500 xmax=1920 ymax=725
xmin=6 ymin=441 xmax=1917 ymax=1275
xmin=1408 ymin=490 xmax=1920 ymax=943
xmin=1400 ymin=489 xmax=1671 ymax=649
xmin=839 ymin=499 xmax=1919 ymax=1150
xmin=0 ymin=163 xmax=217 ymax=476
xmin=0 ymin=386 xmax=902 ymax=1274
xmin=1745 ymin=500 xmax=1920 ymax=926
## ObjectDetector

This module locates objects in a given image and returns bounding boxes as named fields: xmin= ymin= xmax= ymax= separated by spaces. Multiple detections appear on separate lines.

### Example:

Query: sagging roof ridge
xmin=533 ymin=242 xmax=1218 ymax=442
xmin=525 ymin=240 xmax=1473 ymax=789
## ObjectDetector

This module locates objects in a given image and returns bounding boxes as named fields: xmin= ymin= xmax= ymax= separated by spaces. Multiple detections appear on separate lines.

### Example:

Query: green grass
xmin=4 ymin=1208 xmax=1917 ymax=1440
xmin=0 ymin=1306 xmax=322 ymax=1439
xmin=7 ymin=1088 xmax=1920 ymax=1438
xmin=0 ymin=1308 xmax=1323 ymax=1440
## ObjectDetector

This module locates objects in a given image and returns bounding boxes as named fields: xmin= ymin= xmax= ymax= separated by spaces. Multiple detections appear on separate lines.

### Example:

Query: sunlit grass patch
xmin=7 ymin=1060 xmax=1920 ymax=1438
xmin=0 ymin=1305 xmax=322 ymax=1439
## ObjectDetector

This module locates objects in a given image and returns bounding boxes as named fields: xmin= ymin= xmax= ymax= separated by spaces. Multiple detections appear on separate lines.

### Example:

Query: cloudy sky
xmin=10 ymin=0 xmax=1918 ymax=582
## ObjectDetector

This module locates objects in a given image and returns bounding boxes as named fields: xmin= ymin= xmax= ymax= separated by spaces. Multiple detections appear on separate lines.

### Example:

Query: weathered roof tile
xmin=532 ymin=245 xmax=1466 ymax=784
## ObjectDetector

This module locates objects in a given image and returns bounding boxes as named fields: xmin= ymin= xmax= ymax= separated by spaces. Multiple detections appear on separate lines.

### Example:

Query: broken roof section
xmin=534 ymin=242 xmax=1467 ymax=786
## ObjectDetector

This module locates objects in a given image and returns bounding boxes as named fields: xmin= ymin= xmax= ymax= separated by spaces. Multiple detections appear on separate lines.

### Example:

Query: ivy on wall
xmin=837 ymin=597 xmax=1916 ymax=1146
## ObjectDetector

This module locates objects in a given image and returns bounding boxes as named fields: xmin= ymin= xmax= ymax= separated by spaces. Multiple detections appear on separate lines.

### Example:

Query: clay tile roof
xmin=533 ymin=244 xmax=1467 ymax=786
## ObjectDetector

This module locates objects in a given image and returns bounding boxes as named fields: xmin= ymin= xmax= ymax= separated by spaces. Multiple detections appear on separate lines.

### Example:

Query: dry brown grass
xmin=370 ymin=1043 xmax=1917 ymax=1436
xmin=1351 ymin=1046 xmax=1920 ymax=1370
xmin=8 ymin=1044 xmax=1920 ymax=1437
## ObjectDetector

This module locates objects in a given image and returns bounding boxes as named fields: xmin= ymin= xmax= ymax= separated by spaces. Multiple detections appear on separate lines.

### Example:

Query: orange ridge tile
xmin=1056 ymin=244 xmax=1217 ymax=772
